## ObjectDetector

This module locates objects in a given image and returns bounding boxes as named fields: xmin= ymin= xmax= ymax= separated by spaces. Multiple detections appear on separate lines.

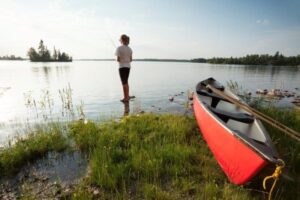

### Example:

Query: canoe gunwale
xmin=195 ymin=94 xmax=279 ymax=164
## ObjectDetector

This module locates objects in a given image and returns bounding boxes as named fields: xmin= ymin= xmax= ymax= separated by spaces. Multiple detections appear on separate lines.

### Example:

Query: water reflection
xmin=31 ymin=65 xmax=70 ymax=83
xmin=123 ymin=102 xmax=130 ymax=116
xmin=243 ymin=65 xmax=300 ymax=79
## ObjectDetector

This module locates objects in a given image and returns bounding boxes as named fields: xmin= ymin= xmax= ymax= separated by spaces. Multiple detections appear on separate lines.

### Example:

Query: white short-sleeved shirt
xmin=115 ymin=45 xmax=133 ymax=68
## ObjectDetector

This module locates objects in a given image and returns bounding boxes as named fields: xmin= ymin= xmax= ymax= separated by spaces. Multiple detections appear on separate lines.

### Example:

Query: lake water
xmin=0 ymin=60 xmax=300 ymax=143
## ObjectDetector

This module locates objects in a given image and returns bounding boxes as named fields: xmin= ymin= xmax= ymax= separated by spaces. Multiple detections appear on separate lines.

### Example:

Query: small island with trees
xmin=27 ymin=40 xmax=72 ymax=62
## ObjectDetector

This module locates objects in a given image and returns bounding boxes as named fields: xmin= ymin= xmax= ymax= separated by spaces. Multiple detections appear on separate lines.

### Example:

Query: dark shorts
xmin=119 ymin=67 xmax=130 ymax=85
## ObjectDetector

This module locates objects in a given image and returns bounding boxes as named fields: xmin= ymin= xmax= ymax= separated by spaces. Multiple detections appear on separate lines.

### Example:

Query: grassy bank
xmin=69 ymin=114 xmax=252 ymax=199
xmin=255 ymin=107 xmax=300 ymax=199
xmin=0 ymin=123 xmax=68 ymax=176
xmin=1 ymin=109 xmax=299 ymax=199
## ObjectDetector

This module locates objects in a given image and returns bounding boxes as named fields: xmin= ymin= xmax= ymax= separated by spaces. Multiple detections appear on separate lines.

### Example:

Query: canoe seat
xmin=208 ymin=106 xmax=254 ymax=124
xmin=197 ymin=89 xmax=231 ymax=108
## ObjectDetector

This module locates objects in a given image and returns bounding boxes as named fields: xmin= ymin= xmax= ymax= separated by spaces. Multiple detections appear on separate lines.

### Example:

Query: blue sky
xmin=0 ymin=0 xmax=299 ymax=59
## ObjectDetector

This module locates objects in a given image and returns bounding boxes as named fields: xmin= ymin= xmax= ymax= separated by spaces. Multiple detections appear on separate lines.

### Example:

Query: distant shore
xmin=1 ymin=52 xmax=300 ymax=66
xmin=0 ymin=55 xmax=24 ymax=61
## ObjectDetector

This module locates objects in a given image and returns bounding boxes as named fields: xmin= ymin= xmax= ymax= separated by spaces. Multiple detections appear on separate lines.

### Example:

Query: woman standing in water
xmin=115 ymin=34 xmax=133 ymax=102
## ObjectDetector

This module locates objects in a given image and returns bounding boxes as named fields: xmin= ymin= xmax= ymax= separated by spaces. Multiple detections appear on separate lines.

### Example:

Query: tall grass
xmin=70 ymin=114 xmax=254 ymax=199
xmin=255 ymin=106 xmax=300 ymax=199
xmin=0 ymin=123 xmax=68 ymax=176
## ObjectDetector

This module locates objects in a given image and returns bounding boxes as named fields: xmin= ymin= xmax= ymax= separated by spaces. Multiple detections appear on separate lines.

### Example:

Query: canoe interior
xmin=196 ymin=78 xmax=279 ymax=163
xmin=199 ymin=93 xmax=267 ymax=142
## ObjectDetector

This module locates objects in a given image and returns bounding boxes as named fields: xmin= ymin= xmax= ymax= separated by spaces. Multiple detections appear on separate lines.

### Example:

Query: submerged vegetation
xmin=27 ymin=40 xmax=72 ymax=62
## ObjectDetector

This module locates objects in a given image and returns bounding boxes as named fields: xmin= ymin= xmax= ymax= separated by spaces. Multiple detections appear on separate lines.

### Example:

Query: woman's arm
xmin=130 ymin=56 xmax=132 ymax=62
xmin=117 ymin=56 xmax=120 ymax=62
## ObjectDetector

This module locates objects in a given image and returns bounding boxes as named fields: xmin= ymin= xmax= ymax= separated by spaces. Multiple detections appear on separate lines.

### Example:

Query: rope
xmin=263 ymin=159 xmax=285 ymax=200
xmin=206 ymin=84 xmax=300 ymax=142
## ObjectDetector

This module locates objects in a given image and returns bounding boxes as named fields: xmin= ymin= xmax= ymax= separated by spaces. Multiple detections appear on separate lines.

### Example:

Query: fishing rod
xmin=105 ymin=29 xmax=117 ymax=49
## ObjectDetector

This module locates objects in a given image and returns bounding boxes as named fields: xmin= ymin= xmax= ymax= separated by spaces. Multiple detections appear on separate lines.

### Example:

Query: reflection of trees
xmin=243 ymin=65 xmax=299 ymax=79
xmin=123 ymin=102 xmax=130 ymax=116
xmin=42 ymin=66 xmax=51 ymax=77
xmin=31 ymin=65 xmax=70 ymax=83
xmin=55 ymin=65 xmax=70 ymax=78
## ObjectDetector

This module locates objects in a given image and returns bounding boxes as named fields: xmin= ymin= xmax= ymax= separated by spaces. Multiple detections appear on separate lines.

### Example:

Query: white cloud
xmin=246 ymin=27 xmax=300 ymax=56
xmin=256 ymin=19 xmax=270 ymax=25
xmin=0 ymin=1 xmax=298 ymax=59
xmin=0 ymin=0 xmax=201 ymax=59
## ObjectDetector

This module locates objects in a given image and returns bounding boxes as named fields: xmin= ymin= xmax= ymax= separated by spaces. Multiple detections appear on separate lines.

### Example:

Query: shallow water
xmin=0 ymin=60 xmax=299 ymax=142
xmin=0 ymin=151 xmax=88 ymax=198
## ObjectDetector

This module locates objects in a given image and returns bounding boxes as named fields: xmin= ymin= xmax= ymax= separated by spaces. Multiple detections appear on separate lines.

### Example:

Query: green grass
xmin=0 ymin=123 xmax=68 ymax=176
xmin=69 ymin=120 xmax=100 ymax=151
xmin=1 ymin=109 xmax=299 ymax=199
xmin=69 ymin=114 xmax=253 ymax=199
xmin=255 ymin=107 xmax=300 ymax=199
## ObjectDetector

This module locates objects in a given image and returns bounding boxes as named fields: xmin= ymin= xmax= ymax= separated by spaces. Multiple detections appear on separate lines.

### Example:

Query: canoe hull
xmin=193 ymin=94 xmax=267 ymax=185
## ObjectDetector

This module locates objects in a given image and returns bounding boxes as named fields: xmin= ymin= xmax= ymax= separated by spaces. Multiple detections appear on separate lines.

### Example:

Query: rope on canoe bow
xmin=206 ymin=84 xmax=300 ymax=143
xmin=263 ymin=159 xmax=285 ymax=200
xmin=204 ymin=85 xmax=290 ymax=199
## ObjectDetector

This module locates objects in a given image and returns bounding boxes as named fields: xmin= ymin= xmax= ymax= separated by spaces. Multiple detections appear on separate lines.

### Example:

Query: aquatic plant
xmin=0 ymin=123 xmax=68 ymax=176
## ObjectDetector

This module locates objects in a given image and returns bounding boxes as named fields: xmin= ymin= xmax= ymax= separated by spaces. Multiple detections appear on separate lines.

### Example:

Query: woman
xmin=115 ymin=34 xmax=133 ymax=103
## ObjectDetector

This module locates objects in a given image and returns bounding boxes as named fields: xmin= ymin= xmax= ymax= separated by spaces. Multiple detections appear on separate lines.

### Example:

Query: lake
xmin=0 ymin=60 xmax=299 ymax=143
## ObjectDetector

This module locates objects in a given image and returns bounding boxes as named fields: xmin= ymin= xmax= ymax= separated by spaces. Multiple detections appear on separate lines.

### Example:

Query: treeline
xmin=135 ymin=58 xmax=190 ymax=62
xmin=0 ymin=55 xmax=23 ymax=60
xmin=27 ymin=40 xmax=72 ymax=62
xmin=192 ymin=52 xmax=300 ymax=66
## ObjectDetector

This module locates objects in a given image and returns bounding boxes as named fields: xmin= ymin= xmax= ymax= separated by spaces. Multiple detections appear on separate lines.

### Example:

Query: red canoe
xmin=193 ymin=78 xmax=280 ymax=185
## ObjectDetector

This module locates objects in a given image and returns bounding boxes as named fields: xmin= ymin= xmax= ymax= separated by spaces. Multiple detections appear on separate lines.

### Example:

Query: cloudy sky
xmin=0 ymin=0 xmax=300 ymax=59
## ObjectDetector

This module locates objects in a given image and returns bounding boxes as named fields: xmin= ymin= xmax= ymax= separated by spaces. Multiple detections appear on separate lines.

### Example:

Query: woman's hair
xmin=120 ymin=34 xmax=130 ymax=45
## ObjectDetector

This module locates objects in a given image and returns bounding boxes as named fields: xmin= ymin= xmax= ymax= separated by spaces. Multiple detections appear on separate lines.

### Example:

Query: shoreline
xmin=1 ymin=59 xmax=299 ymax=67
xmin=0 ymin=108 xmax=299 ymax=199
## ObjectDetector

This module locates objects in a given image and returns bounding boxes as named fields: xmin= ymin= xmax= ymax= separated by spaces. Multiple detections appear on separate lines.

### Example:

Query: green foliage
xmin=0 ymin=123 xmax=68 ymax=176
xmin=0 ymin=55 xmax=23 ymax=60
xmin=69 ymin=120 xmax=100 ymax=151
xmin=27 ymin=40 xmax=72 ymax=62
xmin=192 ymin=52 xmax=300 ymax=66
